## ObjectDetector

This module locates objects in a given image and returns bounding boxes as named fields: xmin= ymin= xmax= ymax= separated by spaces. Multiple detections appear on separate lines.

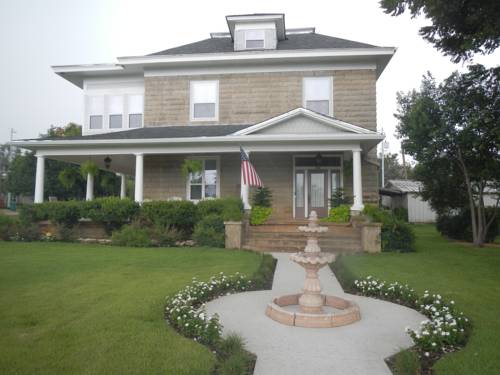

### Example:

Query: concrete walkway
xmin=206 ymin=253 xmax=425 ymax=375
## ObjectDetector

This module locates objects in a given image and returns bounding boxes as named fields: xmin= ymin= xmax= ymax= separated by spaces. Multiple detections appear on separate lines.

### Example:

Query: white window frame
xmin=302 ymin=76 xmax=334 ymax=117
xmin=244 ymin=29 xmax=265 ymax=50
xmin=190 ymin=80 xmax=219 ymax=122
xmin=185 ymin=156 xmax=221 ymax=201
xmin=126 ymin=94 xmax=144 ymax=129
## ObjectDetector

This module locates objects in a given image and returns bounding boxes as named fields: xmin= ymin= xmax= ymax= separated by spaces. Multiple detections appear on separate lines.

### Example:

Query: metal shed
xmin=380 ymin=180 xmax=437 ymax=223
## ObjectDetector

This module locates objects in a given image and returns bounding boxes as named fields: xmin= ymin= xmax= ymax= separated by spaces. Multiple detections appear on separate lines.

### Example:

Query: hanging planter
xmin=80 ymin=160 xmax=99 ymax=179
xmin=180 ymin=159 xmax=203 ymax=179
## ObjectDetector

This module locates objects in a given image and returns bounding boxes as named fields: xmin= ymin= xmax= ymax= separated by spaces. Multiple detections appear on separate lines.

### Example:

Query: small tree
xmin=252 ymin=187 xmax=272 ymax=207
xmin=396 ymin=65 xmax=500 ymax=246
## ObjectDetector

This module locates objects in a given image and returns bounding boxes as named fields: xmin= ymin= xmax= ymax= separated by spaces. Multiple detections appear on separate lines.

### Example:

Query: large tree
xmin=380 ymin=0 xmax=500 ymax=62
xmin=396 ymin=64 xmax=500 ymax=246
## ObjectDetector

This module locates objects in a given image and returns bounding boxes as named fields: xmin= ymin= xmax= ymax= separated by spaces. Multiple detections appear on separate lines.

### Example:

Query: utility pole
xmin=381 ymin=130 xmax=389 ymax=188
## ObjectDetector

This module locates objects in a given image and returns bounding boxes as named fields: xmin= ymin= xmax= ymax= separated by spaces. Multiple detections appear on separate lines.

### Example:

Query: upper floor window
xmin=190 ymin=81 xmax=218 ymax=121
xmin=303 ymin=77 xmax=333 ymax=116
xmin=88 ymin=96 xmax=104 ymax=129
xmin=128 ymin=95 xmax=144 ymax=128
xmin=85 ymin=93 xmax=143 ymax=132
xmin=245 ymin=30 xmax=265 ymax=49
xmin=108 ymin=95 xmax=123 ymax=129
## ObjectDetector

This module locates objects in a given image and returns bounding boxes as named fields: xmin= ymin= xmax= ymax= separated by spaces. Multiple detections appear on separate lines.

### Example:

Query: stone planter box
xmin=224 ymin=221 xmax=244 ymax=249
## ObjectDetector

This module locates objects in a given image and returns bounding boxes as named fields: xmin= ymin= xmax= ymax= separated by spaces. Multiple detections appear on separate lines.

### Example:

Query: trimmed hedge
xmin=193 ymin=214 xmax=226 ymax=248
xmin=363 ymin=204 xmax=415 ymax=252
xmin=141 ymin=200 xmax=198 ymax=236
xmin=196 ymin=197 xmax=244 ymax=222
xmin=249 ymin=206 xmax=272 ymax=225
xmin=322 ymin=204 xmax=351 ymax=223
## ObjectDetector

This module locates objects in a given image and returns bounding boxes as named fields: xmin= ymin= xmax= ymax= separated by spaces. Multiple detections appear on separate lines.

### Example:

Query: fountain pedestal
xmin=265 ymin=211 xmax=361 ymax=328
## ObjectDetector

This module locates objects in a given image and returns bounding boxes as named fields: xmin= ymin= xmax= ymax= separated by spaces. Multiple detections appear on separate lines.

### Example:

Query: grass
xmin=337 ymin=225 xmax=500 ymax=375
xmin=0 ymin=241 xmax=262 ymax=375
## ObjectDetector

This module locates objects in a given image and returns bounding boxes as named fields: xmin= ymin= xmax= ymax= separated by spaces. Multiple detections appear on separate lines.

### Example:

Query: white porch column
xmin=119 ymin=174 xmax=127 ymax=199
xmin=85 ymin=173 xmax=94 ymax=201
xmin=351 ymin=148 xmax=364 ymax=214
xmin=240 ymin=151 xmax=251 ymax=210
xmin=134 ymin=153 xmax=144 ymax=203
xmin=34 ymin=155 xmax=45 ymax=203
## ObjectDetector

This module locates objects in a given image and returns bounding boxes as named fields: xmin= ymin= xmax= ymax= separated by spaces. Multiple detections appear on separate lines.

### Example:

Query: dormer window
xmin=245 ymin=30 xmax=265 ymax=49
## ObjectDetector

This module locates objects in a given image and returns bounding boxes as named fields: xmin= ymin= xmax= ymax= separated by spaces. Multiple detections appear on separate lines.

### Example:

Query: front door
xmin=295 ymin=170 xmax=329 ymax=218
xmin=308 ymin=170 xmax=328 ymax=217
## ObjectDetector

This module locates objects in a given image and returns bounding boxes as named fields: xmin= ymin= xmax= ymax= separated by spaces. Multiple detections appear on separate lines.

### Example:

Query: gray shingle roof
xmin=39 ymin=124 xmax=252 ymax=141
xmin=149 ymin=33 xmax=377 ymax=56
xmin=387 ymin=180 xmax=423 ymax=193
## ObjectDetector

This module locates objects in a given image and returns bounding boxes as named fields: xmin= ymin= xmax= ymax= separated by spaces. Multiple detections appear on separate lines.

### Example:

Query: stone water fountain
xmin=265 ymin=211 xmax=361 ymax=328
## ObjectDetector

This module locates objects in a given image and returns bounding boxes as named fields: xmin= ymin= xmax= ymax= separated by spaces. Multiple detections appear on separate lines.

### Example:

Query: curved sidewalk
xmin=206 ymin=253 xmax=425 ymax=375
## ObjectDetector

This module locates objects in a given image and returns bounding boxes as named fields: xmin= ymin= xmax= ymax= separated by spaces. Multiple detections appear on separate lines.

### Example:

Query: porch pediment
xmin=232 ymin=107 xmax=376 ymax=136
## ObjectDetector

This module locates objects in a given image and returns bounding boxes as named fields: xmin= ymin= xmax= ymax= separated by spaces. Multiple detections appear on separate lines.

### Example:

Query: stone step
xmin=246 ymin=231 xmax=360 ymax=241
xmin=243 ymin=238 xmax=362 ymax=252
xmin=248 ymin=225 xmax=359 ymax=235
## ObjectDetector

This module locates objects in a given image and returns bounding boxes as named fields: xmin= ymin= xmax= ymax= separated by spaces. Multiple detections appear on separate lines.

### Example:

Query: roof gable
xmin=233 ymin=108 xmax=376 ymax=136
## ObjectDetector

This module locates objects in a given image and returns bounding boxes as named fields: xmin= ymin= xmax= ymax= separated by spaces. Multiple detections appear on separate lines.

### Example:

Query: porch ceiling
xmin=49 ymin=154 xmax=136 ymax=176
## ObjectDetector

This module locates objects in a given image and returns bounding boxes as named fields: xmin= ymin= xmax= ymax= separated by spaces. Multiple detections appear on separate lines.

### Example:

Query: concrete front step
xmin=243 ymin=238 xmax=362 ymax=253
xmin=247 ymin=231 xmax=360 ymax=241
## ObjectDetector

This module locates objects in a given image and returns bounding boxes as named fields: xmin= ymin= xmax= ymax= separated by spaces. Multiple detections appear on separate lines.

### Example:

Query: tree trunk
xmin=456 ymin=149 xmax=480 ymax=246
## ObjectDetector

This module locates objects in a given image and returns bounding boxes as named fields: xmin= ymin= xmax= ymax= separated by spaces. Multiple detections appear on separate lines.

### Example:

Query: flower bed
xmin=354 ymin=276 xmax=471 ymax=368
xmin=165 ymin=272 xmax=251 ymax=346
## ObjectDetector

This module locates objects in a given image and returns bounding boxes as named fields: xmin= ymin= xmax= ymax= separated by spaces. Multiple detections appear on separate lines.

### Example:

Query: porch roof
xmin=10 ymin=108 xmax=384 ymax=155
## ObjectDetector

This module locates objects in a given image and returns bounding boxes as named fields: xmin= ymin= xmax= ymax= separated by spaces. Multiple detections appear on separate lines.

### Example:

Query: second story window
xmin=108 ymin=95 xmax=123 ymax=129
xmin=190 ymin=81 xmax=218 ymax=121
xmin=303 ymin=77 xmax=333 ymax=116
xmin=245 ymin=30 xmax=265 ymax=49
xmin=128 ymin=95 xmax=143 ymax=128
xmin=88 ymin=96 xmax=104 ymax=129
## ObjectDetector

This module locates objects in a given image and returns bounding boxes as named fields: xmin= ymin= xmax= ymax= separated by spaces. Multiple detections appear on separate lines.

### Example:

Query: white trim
xmin=302 ymin=76 xmax=334 ymax=116
xmin=144 ymin=62 xmax=377 ymax=77
xmin=116 ymin=48 xmax=395 ymax=65
xmin=233 ymin=107 xmax=375 ymax=136
xmin=189 ymin=80 xmax=219 ymax=122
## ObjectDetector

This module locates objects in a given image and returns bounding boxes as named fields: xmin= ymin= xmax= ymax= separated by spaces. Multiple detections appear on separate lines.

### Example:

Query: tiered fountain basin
xmin=266 ymin=293 xmax=361 ymax=328
xmin=265 ymin=211 xmax=361 ymax=328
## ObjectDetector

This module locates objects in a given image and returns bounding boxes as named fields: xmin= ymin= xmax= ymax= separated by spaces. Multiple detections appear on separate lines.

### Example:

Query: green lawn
xmin=0 ymin=242 xmax=262 ymax=375
xmin=338 ymin=225 xmax=500 ymax=375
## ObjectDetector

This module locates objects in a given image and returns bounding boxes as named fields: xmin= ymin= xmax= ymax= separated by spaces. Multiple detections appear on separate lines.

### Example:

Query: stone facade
xmin=144 ymin=69 xmax=377 ymax=131
xmin=142 ymin=68 xmax=379 ymax=217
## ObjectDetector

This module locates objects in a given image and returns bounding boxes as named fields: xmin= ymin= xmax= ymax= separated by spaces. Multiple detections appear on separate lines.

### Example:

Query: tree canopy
xmin=380 ymin=0 xmax=500 ymax=62
xmin=396 ymin=64 xmax=500 ymax=245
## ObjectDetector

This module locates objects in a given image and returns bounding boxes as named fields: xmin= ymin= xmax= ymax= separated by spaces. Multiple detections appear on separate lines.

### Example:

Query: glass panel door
xmin=295 ymin=171 xmax=305 ymax=219
xmin=308 ymin=170 xmax=328 ymax=217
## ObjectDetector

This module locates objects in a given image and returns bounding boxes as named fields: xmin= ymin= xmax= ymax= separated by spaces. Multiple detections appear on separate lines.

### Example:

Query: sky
xmin=1 ymin=0 xmax=499 ymax=155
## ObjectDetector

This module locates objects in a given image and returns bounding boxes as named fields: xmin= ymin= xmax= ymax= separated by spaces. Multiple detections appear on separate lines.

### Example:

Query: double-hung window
xmin=128 ymin=94 xmax=143 ymax=128
xmin=188 ymin=158 xmax=218 ymax=201
xmin=303 ymin=77 xmax=333 ymax=116
xmin=190 ymin=81 xmax=218 ymax=121
xmin=108 ymin=95 xmax=123 ymax=129
xmin=88 ymin=96 xmax=104 ymax=129
xmin=245 ymin=30 xmax=265 ymax=49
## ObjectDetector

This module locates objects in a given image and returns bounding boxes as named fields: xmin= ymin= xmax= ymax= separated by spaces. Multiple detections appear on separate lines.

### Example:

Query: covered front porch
xmin=16 ymin=108 xmax=384 ymax=220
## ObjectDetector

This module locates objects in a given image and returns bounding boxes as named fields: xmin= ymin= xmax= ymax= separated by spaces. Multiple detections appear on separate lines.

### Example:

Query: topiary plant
xmin=252 ymin=187 xmax=272 ymax=207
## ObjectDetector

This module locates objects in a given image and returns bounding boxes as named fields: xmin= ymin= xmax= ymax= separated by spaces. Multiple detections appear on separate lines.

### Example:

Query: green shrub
xmin=197 ymin=197 xmax=244 ymax=221
xmin=437 ymin=208 xmax=499 ymax=243
xmin=149 ymin=226 xmax=181 ymax=247
xmin=141 ymin=200 xmax=198 ymax=236
xmin=249 ymin=206 xmax=272 ymax=225
xmin=111 ymin=224 xmax=151 ymax=247
xmin=54 ymin=223 xmax=78 ymax=242
xmin=252 ymin=187 xmax=272 ymax=207
xmin=322 ymin=204 xmax=351 ymax=223
xmin=250 ymin=254 xmax=277 ymax=290
xmin=19 ymin=204 xmax=44 ymax=225
xmin=393 ymin=207 xmax=409 ymax=222
xmin=83 ymin=197 xmax=139 ymax=234
xmin=14 ymin=223 xmax=40 ymax=242
xmin=329 ymin=188 xmax=352 ymax=208
xmin=193 ymin=214 xmax=225 ymax=247
xmin=363 ymin=204 xmax=415 ymax=252
xmin=391 ymin=349 xmax=421 ymax=375
xmin=46 ymin=201 xmax=81 ymax=227
xmin=0 ymin=215 xmax=17 ymax=241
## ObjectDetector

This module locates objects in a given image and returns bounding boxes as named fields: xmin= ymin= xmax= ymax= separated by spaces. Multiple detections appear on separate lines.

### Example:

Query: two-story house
xmin=14 ymin=13 xmax=394 ymax=222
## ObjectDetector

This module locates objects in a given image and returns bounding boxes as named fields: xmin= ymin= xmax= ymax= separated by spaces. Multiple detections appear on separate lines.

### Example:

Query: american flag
xmin=240 ymin=147 xmax=263 ymax=187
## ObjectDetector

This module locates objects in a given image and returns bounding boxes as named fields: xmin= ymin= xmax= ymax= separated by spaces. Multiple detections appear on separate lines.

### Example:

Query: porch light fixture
xmin=315 ymin=153 xmax=323 ymax=166
xmin=104 ymin=156 xmax=112 ymax=169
